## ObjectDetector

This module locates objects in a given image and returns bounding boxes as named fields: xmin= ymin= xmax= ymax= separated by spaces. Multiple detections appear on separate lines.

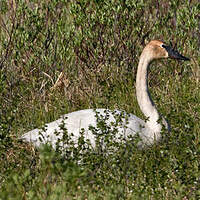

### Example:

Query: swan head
xmin=144 ymin=40 xmax=190 ymax=61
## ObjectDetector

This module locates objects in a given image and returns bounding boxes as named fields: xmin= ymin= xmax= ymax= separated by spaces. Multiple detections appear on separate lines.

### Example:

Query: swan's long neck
xmin=136 ymin=50 xmax=169 ymax=132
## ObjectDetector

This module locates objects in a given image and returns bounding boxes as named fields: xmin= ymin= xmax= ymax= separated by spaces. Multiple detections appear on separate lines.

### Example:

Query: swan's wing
xmin=21 ymin=109 xmax=145 ymax=149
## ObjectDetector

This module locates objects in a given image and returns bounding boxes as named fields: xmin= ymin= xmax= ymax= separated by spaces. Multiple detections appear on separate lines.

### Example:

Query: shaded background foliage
xmin=0 ymin=0 xmax=199 ymax=199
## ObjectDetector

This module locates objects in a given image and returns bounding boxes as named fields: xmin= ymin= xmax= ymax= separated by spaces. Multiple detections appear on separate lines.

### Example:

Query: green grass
xmin=0 ymin=0 xmax=199 ymax=199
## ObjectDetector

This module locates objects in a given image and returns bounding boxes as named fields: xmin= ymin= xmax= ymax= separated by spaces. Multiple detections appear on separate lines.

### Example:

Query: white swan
xmin=21 ymin=40 xmax=189 ymax=150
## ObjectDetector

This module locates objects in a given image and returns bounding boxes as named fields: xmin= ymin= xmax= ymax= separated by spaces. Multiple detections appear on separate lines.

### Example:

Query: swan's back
xmin=21 ymin=109 xmax=145 ymax=149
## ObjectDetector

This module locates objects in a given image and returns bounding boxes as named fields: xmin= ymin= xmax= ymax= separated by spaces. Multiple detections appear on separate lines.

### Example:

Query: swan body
xmin=22 ymin=109 xmax=146 ymax=149
xmin=21 ymin=40 xmax=189 ymax=150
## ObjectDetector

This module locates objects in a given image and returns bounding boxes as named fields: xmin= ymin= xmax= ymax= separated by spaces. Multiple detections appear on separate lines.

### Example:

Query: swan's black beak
xmin=162 ymin=45 xmax=190 ymax=61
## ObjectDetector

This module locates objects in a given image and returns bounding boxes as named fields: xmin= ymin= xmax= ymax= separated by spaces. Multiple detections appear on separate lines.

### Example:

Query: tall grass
xmin=0 ymin=0 xmax=199 ymax=199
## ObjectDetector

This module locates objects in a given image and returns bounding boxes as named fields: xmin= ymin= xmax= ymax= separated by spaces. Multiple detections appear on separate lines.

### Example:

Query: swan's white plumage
xmin=21 ymin=40 xmax=189 ymax=150
xmin=21 ymin=109 xmax=152 ymax=149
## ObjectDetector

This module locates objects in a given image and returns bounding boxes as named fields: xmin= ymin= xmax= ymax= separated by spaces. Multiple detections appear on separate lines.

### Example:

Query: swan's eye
xmin=161 ymin=44 xmax=171 ymax=52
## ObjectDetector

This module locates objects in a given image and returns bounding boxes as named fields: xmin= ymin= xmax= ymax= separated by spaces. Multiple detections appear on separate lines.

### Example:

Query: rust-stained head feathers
xmin=143 ymin=40 xmax=190 ymax=61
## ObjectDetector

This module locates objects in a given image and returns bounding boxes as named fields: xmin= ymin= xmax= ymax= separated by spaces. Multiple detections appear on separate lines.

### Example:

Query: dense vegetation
xmin=0 ymin=0 xmax=199 ymax=199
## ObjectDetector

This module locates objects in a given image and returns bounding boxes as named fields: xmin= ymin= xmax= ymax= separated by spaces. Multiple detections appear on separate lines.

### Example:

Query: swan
xmin=21 ymin=40 xmax=189 ymax=150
